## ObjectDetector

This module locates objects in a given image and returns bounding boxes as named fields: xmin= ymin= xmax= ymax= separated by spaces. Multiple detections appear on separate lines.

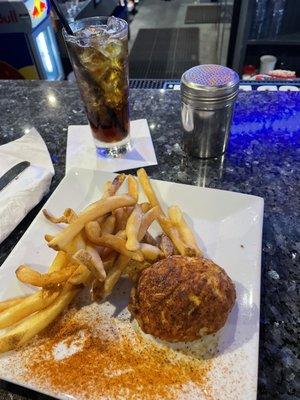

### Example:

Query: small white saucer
xmin=66 ymin=119 xmax=158 ymax=173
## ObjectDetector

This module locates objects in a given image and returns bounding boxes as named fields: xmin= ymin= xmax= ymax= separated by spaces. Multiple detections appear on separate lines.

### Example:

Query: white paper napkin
xmin=66 ymin=119 xmax=157 ymax=173
xmin=0 ymin=128 xmax=54 ymax=244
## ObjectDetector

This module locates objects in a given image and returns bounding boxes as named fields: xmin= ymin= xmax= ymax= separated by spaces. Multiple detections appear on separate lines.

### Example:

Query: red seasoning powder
xmin=17 ymin=304 xmax=213 ymax=399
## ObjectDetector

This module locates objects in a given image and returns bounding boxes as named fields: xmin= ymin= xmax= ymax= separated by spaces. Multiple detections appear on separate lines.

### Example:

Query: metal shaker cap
xmin=181 ymin=64 xmax=239 ymax=103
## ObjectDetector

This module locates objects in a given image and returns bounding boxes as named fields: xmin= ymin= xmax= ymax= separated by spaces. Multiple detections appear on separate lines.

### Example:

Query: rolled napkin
xmin=0 ymin=128 xmax=54 ymax=244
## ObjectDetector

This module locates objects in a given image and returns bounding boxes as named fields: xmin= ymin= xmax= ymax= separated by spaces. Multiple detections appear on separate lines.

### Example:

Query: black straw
xmin=50 ymin=0 xmax=74 ymax=35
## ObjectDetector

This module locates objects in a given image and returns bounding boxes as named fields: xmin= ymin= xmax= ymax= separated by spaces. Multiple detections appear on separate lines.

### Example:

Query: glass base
xmin=94 ymin=136 xmax=131 ymax=158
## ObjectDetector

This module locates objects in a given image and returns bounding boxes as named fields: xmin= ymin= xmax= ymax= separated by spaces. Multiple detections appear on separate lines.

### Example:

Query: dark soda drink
xmin=63 ymin=17 xmax=130 ymax=154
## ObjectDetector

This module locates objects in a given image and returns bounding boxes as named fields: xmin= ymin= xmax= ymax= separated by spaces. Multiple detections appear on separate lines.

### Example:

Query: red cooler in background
xmin=0 ymin=0 xmax=63 ymax=79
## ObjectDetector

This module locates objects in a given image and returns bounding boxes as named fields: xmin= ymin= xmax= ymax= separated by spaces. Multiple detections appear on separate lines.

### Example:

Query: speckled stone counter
xmin=0 ymin=81 xmax=299 ymax=400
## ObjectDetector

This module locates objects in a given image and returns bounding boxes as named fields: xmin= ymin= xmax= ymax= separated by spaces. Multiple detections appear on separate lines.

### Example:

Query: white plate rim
xmin=0 ymin=167 xmax=264 ymax=400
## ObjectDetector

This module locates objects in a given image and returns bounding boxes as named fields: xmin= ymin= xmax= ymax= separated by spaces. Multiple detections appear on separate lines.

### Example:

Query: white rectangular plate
xmin=0 ymin=168 xmax=264 ymax=400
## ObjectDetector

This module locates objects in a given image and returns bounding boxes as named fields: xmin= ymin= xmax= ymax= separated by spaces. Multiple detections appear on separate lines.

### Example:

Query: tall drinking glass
xmin=63 ymin=16 xmax=130 ymax=157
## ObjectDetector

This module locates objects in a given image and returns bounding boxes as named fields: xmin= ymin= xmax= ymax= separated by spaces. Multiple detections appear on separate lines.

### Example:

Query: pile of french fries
xmin=0 ymin=169 xmax=202 ymax=353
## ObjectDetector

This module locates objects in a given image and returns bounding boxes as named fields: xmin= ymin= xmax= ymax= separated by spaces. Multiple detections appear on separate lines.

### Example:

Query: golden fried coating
xmin=129 ymin=255 xmax=236 ymax=342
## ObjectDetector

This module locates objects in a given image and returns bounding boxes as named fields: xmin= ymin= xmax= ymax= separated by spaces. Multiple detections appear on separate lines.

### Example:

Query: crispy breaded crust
xmin=129 ymin=255 xmax=236 ymax=342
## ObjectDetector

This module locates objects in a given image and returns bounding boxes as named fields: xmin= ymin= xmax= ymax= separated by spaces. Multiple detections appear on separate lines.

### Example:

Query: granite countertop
xmin=0 ymin=80 xmax=299 ymax=400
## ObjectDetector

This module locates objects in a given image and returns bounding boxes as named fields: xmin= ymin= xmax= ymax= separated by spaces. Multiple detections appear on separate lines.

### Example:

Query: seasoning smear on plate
xmin=14 ymin=303 xmax=214 ymax=400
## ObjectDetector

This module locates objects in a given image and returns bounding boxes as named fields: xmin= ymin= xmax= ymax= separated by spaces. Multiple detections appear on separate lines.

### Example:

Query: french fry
xmin=116 ymin=230 xmax=126 ymax=240
xmin=0 ymin=286 xmax=79 ymax=353
xmin=137 ymin=169 xmax=190 ymax=254
xmin=85 ymin=221 xmax=142 ymax=260
xmin=0 ymin=296 xmax=30 ymax=313
xmin=0 ymin=251 xmax=71 ymax=328
xmin=100 ymin=215 xmax=116 ymax=235
xmin=103 ymin=252 xmax=118 ymax=271
xmin=168 ymin=205 xmax=202 ymax=256
xmin=96 ymin=215 xmax=106 ymax=225
xmin=158 ymin=214 xmax=195 ymax=256
xmin=73 ymin=247 xmax=106 ymax=281
xmin=124 ymin=259 xmax=151 ymax=282
xmin=126 ymin=204 xmax=143 ymax=251
xmin=85 ymin=220 xmax=101 ymax=240
xmin=48 ymin=251 xmax=69 ymax=273
xmin=94 ymin=175 xmax=124 ymax=224
xmin=127 ymin=175 xmax=138 ymax=202
xmin=113 ymin=208 xmax=125 ymax=232
xmin=137 ymin=168 xmax=160 ymax=209
xmin=143 ymin=231 xmax=158 ymax=246
xmin=139 ymin=243 xmax=162 ymax=261
xmin=102 ymin=208 xmax=158 ymax=297
xmin=86 ymin=233 xmax=144 ymax=262
xmin=68 ymin=264 xmax=91 ymax=286
xmin=158 ymin=233 xmax=176 ymax=258
xmin=43 ymin=209 xmax=64 ymax=224
xmin=100 ymin=246 xmax=114 ymax=260
xmin=102 ymin=181 xmax=112 ymax=199
xmin=45 ymin=233 xmax=86 ymax=258
xmin=87 ymin=174 xmax=126 ymax=213
xmin=114 ymin=207 xmax=134 ymax=232
xmin=123 ymin=206 xmax=134 ymax=221
xmin=137 ymin=168 xmax=196 ymax=255
xmin=139 ymin=206 xmax=160 ymax=240
xmin=16 ymin=265 xmax=78 ymax=288
xmin=169 ymin=228 xmax=196 ymax=256
xmin=101 ymin=255 xmax=130 ymax=299
xmin=49 ymin=212 xmax=95 ymax=255
xmin=0 ymin=289 xmax=60 ymax=329
xmin=0 ymin=174 xmax=143 ymax=351
xmin=48 ymin=194 xmax=136 ymax=251
xmin=43 ymin=208 xmax=77 ymax=224
xmin=96 ymin=175 xmax=125 ymax=223
xmin=106 ymin=174 xmax=126 ymax=197
xmin=61 ymin=232 xmax=92 ymax=284
xmin=64 ymin=233 xmax=86 ymax=257
xmin=85 ymin=221 xmax=113 ymax=259
xmin=93 ymin=178 xmax=117 ymax=224
xmin=45 ymin=234 xmax=54 ymax=243
xmin=86 ymin=220 xmax=101 ymax=235
xmin=140 ymin=202 xmax=151 ymax=213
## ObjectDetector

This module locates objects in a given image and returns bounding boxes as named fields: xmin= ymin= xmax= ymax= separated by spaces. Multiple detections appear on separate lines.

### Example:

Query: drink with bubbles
xmin=63 ymin=17 xmax=130 ymax=156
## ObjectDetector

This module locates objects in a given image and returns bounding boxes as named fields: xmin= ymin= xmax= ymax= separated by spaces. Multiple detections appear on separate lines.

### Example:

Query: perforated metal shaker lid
xmin=181 ymin=64 xmax=239 ymax=102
